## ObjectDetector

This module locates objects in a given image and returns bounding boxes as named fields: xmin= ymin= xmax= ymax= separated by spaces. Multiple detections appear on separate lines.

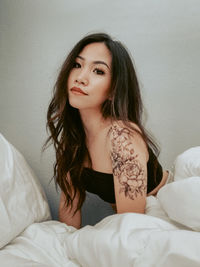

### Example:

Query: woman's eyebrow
xmin=77 ymin=55 xmax=110 ymax=69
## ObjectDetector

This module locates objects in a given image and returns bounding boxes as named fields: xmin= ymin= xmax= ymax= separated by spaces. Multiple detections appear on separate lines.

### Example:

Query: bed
xmin=0 ymin=133 xmax=200 ymax=267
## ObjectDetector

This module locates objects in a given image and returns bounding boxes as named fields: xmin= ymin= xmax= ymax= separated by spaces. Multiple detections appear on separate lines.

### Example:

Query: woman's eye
xmin=94 ymin=68 xmax=105 ymax=75
xmin=73 ymin=62 xmax=81 ymax=68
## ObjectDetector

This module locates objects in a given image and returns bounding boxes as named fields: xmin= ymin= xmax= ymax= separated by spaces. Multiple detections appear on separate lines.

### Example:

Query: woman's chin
xmin=68 ymin=98 xmax=84 ymax=109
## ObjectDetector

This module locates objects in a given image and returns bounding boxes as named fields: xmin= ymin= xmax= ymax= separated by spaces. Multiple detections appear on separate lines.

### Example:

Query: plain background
xmin=1 ymin=0 xmax=200 ymax=225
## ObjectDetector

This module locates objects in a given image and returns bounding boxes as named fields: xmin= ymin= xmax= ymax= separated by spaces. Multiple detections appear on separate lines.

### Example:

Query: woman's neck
xmin=79 ymin=109 xmax=111 ymax=139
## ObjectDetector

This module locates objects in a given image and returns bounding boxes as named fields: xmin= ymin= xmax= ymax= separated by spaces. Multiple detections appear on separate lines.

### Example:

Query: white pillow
xmin=157 ymin=177 xmax=200 ymax=231
xmin=174 ymin=146 xmax=200 ymax=181
xmin=0 ymin=133 xmax=51 ymax=248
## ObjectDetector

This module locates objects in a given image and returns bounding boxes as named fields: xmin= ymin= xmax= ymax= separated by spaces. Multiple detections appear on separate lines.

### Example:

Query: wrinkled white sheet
xmin=0 ymin=221 xmax=79 ymax=267
xmin=1 ymin=181 xmax=200 ymax=267
xmin=65 ymin=213 xmax=200 ymax=267
xmin=1 ymin=208 xmax=199 ymax=267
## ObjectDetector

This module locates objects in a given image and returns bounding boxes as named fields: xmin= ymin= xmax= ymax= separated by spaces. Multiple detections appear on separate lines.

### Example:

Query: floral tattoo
xmin=110 ymin=125 xmax=147 ymax=200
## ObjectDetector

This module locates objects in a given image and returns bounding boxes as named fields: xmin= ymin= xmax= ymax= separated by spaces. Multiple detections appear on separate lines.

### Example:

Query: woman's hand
xmin=59 ymin=190 xmax=82 ymax=229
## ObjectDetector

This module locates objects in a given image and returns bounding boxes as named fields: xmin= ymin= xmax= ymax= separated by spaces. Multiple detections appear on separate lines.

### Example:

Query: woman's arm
xmin=59 ymin=190 xmax=81 ymax=229
xmin=109 ymin=123 xmax=149 ymax=214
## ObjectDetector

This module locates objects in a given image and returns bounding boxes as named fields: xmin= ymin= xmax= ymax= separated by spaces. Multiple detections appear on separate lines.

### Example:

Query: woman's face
xmin=67 ymin=42 xmax=112 ymax=112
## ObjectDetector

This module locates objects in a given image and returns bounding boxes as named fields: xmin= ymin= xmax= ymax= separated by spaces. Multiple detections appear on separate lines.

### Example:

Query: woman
xmin=44 ymin=32 xmax=169 ymax=229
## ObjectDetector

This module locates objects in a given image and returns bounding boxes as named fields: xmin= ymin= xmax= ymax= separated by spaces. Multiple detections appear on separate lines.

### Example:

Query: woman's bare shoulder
xmin=108 ymin=120 xmax=148 ymax=161
xmin=108 ymin=120 xmax=144 ymax=144
xmin=109 ymin=120 xmax=142 ymax=134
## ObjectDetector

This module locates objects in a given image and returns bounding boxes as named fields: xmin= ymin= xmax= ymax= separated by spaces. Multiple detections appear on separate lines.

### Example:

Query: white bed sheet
xmin=1 ymin=174 xmax=200 ymax=267
xmin=0 ymin=221 xmax=79 ymax=267
xmin=64 ymin=213 xmax=200 ymax=267
xmin=1 ymin=205 xmax=200 ymax=267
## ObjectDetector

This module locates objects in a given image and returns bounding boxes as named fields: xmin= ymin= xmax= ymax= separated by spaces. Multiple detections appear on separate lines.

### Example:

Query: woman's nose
xmin=75 ymin=71 xmax=89 ymax=86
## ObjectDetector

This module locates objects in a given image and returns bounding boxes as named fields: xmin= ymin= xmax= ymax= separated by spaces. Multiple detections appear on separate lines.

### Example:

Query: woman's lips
xmin=70 ymin=87 xmax=88 ymax=95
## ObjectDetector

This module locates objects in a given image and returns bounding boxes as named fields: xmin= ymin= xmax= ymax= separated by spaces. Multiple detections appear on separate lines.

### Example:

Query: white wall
xmin=1 ymin=0 xmax=200 ymax=223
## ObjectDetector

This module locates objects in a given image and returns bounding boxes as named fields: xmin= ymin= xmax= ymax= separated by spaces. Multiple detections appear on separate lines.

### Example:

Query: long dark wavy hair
xmin=44 ymin=32 xmax=160 ymax=214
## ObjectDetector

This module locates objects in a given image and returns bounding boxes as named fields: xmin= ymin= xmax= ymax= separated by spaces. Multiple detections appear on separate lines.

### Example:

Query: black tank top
xmin=81 ymin=148 xmax=163 ymax=203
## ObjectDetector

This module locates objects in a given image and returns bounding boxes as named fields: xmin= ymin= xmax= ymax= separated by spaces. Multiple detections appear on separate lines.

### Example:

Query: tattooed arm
xmin=109 ymin=123 xmax=149 ymax=214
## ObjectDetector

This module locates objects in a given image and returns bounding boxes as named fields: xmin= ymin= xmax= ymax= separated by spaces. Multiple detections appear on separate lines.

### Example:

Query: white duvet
xmin=1 ymin=212 xmax=200 ymax=267
xmin=0 ymin=133 xmax=200 ymax=267
xmin=1 ymin=198 xmax=200 ymax=267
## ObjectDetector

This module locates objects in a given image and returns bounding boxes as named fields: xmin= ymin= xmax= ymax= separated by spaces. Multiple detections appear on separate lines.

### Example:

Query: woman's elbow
xmin=116 ymin=199 xmax=146 ymax=214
